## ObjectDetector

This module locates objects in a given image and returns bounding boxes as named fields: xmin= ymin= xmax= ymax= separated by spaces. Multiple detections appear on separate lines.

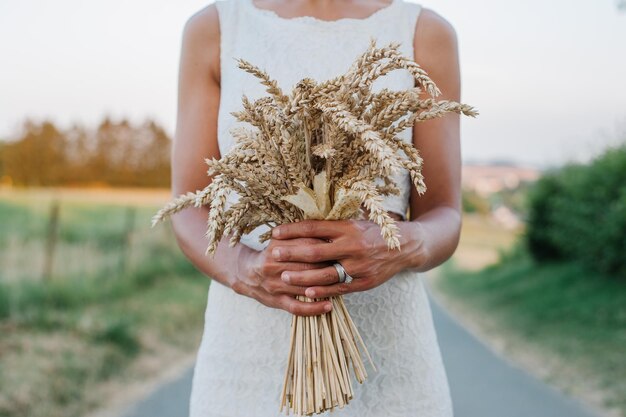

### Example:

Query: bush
xmin=525 ymin=172 xmax=565 ymax=261
xmin=525 ymin=143 xmax=626 ymax=278
xmin=0 ymin=282 xmax=10 ymax=319
xmin=90 ymin=316 xmax=140 ymax=355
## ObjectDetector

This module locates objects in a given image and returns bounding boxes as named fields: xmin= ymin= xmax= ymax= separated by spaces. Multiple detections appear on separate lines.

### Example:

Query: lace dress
xmin=188 ymin=0 xmax=454 ymax=416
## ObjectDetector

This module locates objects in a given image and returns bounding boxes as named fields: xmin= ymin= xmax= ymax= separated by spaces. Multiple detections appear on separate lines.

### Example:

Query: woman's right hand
xmin=230 ymin=237 xmax=334 ymax=316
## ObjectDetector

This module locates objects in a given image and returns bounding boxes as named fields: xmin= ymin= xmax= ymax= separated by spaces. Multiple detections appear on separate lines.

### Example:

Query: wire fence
xmin=0 ymin=191 xmax=177 ymax=284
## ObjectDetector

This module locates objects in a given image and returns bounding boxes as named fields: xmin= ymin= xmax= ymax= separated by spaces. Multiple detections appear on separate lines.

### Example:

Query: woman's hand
xmin=229 ymin=237 xmax=334 ymax=316
xmin=270 ymin=219 xmax=429 ymax=298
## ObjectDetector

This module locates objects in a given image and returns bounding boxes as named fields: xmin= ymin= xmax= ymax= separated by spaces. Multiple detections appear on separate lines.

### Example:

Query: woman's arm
xmin=169 ymin=6 xmax=331 ymax=315
xmin=407 ymin=7 xmax=463 ymax=270
xmin=170 ymin=7 xmax=229 ymax=285
xmin=270 ymin=8 xmax=464 ymax=298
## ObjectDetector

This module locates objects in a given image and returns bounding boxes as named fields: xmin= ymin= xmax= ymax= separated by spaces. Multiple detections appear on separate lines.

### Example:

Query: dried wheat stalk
xmin=152 ymin=38 xmax=478 ymax=416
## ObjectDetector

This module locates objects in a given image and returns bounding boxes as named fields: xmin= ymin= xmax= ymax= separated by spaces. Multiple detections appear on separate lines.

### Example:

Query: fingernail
xmin=272 ymin=227 xmax=281 ymax=238
xmin=272 ymin=248 xmax=281 ymax=259
xmin=306 ymin=288 xmax=315 ymax=298
xmin=281 ymin=272 xmax=290 ymax=283
xmin=324 ymin=303 xmax=332 ymax=312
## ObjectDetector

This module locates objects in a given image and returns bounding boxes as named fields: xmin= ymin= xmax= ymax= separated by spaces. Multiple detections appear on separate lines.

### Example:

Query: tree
xmin=1 ymin=119 xmax=68 ymax=186
xmin=0 ymin=117 xmax=173 ymax=187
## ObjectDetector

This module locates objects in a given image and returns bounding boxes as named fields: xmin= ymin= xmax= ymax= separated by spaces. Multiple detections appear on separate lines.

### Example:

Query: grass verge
xmin=0 ymin=255 xmax=209 ymax=417
xmin=436 ymin=245 xmax=626 ymax=416
xmin=0 ymin=188 xmax=209 ymax=417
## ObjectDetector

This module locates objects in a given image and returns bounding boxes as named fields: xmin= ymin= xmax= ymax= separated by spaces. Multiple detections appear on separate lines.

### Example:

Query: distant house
xmin=492 ymin=204 xmax=523 ymax=230
xmin=462 ymin=163 xmax=541 ymax=197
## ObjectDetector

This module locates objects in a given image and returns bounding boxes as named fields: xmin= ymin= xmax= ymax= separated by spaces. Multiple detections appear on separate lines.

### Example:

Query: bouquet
xmin=152 ymin=38 xmax=478 ymax=416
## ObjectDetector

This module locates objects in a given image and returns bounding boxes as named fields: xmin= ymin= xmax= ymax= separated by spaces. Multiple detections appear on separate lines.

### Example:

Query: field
xmin=449 ymin=213 xmax=522 ymax=270
xmin=0 ymin=187 xmax=210 ymax=417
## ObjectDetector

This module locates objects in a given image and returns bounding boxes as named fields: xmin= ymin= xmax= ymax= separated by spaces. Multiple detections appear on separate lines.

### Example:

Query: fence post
xmin=119 ymin=206 xmax=136 ymax=274
xmin=42 ymin=200 xmax=60 ymax=281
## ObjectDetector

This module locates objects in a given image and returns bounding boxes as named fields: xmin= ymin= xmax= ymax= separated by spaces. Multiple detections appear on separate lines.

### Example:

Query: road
xmin=118 ymin=294 xmax=599 ymax=417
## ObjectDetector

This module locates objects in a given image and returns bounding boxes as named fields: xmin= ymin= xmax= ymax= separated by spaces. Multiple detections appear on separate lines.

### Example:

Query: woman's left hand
xmin=270 ymin=219 xmax=429 ymax=298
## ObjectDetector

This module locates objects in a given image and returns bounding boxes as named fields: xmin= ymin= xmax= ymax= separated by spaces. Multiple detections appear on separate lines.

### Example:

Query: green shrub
xmin=525 ymin=171 xmax=565 ymax=261
xmin=0 ymin=282 xmax=9 ymax=319
xmin=525 ymin=143 xmax=626 ymax=277
xmin=90 ymin=316 xmax=140 ymax=355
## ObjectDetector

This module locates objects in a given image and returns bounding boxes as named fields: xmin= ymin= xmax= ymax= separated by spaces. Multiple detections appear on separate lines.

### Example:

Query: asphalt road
xmin=119 ymin=295 xmax=599 ymax=417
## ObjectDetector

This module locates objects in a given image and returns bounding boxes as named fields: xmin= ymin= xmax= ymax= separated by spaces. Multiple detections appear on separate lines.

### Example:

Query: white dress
xmin=189 ymin=0 xmax=454 ymax=416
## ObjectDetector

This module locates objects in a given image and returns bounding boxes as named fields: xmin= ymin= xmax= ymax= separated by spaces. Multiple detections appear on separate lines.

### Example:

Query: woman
xmin=172 ymin=0 xmax=462 ymax=416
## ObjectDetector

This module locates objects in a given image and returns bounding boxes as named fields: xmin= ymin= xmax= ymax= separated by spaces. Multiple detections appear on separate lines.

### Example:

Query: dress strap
xmin=214 ymin=0 xmax=238 ymax=28
xmin=215 ymin=0 xmax=246 ymax=84
xmin=396 ymin=2 xmax=423 ymax=59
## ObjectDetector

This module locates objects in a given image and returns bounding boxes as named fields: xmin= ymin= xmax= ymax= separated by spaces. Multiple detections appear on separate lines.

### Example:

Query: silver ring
xmin=332 ymin=263 xmax=346 ymax=283
xmin=332 ymin=262 xmax=354 ymax=284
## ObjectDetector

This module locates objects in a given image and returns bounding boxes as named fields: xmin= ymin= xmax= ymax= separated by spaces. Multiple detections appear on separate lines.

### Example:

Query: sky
xmin=1 ymin=0 xmax=625 ymax=169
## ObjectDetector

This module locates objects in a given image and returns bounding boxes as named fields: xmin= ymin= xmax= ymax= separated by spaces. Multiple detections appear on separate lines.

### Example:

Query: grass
xmin=0 ymin=187 xmax=175 ymax=283
xmin=438 ymin=242 xmax=626 ymax=415
xmin=0 ymin=187 xmax=209 ymax=417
